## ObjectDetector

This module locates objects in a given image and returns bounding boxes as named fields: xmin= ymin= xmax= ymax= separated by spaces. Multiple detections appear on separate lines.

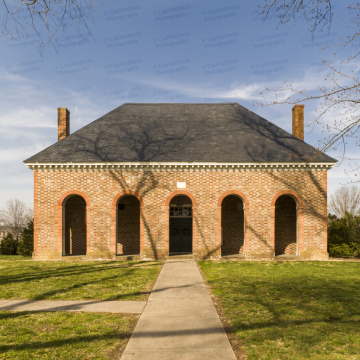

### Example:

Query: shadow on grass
xmin=0 ymin=310 xmax=224 ymax=354
xmin=201 ymin=262 xmax=360 ymax=356
xmin=31 ymin=272 xmax=151 ymax=301
xmin=0 ymin=261 xmax=157 ymax=284
xmin=0 ymin=261 xmax=160 ymax=300
xmin=0 ymin=313 xmax=132 ymax=354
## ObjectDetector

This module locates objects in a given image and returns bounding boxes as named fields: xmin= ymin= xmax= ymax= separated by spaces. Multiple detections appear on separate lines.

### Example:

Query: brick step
xmin=167 ymin=253 xmax=194 ymax=259
xmin=221 ymin=254 xmax=246 ymax=260
xmin=116 ymin=254 xmax=141 ymax=261
xmin=274 ymin=254 xmax=298 ymax=260
xmin=62 ymin=255 xmax=87 ymax=261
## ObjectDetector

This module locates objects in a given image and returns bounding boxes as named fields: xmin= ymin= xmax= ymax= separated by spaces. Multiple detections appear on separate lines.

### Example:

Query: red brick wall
xmin=117 ymin=195 xmax=140 ymax=255
xmin=64 ymin=195 xmax=86 ymax=255
xmin=33 ymin=169 xmax=328 ymax=260
xmin=221 ymin=195 xmax=244 ymax=256
xmin=275 ymin=195 xmax=297 ymax=255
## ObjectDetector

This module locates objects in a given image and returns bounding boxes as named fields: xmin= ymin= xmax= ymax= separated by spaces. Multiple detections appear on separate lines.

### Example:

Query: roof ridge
xmin=121 ymin=102 xmax=239 ymax=105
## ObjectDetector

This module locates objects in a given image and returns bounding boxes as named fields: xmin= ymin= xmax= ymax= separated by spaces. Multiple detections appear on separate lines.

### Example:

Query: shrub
xmin=328 ymin=212 xmax=360 ymax=258
xmin=17 ymin=221 xmax=33 ymax=257
xmin=0 ymin=233 xmax=18 ymax=255
xmin=329 ymin=243 xmax=356 ymax=258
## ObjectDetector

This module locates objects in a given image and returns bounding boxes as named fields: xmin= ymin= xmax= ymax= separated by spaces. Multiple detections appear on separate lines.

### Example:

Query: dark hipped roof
xmin=24 ymin=103 xmax=336 ymax=163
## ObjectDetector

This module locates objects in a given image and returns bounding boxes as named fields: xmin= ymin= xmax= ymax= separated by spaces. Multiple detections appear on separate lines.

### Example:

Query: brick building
xmin=24 ymin=103 xmax=336 ymax=260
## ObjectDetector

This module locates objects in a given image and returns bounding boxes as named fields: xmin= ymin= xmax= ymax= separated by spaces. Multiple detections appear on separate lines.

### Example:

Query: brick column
xmin=33 ymin=171 xmax=38 ymax=257
xmin=58 ymin=108 xmax=70 ymax=141
xmin=292 ymin=104 xmax=304 ymax=141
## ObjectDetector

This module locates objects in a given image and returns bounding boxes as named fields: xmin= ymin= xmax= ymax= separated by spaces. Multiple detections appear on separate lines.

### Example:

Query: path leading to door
xmin=121 ymin=259 xmax=236 ymax=360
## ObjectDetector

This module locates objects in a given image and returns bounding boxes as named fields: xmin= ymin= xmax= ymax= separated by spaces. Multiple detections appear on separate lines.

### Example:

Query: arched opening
xmin=63 ymin=195 xmax=87 ymax=255
xmin=117 ymin=195 xmax=140 ymax=255
xmin=221 ymin=195 xmax=245 ymax=256
xmin=169 ymin=195 xmax=193 ymax=253
xmin=275 ymin=195 xmax=298 ymax=256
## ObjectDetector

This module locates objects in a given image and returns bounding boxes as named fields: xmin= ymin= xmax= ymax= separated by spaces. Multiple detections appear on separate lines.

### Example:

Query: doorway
xmin=116 ymin=195 xmax=140 ymax=255
xmin=275 ymin=195 xmax=298 ymax=255
xmin=169 ymin=195 xmax=193 ymax=253
xmin=63 ymin=195 xmax=87 ymax=256
xmin=221 ymin=195 xmax=244 ymax=256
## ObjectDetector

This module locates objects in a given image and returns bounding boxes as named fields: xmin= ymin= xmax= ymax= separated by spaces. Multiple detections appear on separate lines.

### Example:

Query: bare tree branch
xmin=256 ymin=58 xmax=360 ymax=166
xmin=329 ymin=185 xmax=360 ymax=217
xmin=257 ymin=0 xmax=333 ymax=37
xmin=257 ymin=1 xmax=360 ymax=181
xmin=0 ymin=199 xmax=33 ymax=240
xmin=1 ymin=0 xmax=96 ymax=54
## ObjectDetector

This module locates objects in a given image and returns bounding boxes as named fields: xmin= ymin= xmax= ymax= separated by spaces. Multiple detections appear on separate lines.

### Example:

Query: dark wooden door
xmin=170 ymin=218 xmax=192 ymax=253
xmin=181 ymin=218 xmax=192 ymax=252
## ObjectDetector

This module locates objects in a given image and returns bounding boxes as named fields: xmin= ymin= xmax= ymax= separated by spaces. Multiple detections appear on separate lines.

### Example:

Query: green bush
xmin=0 ymin=233 xmax=18 ymax=255
xmin=328 ymin=212 xmax=360 ymax=258
xmin=329 ymin=243 xmax=356 ymax=258
xmin=17 ymin=221 xmax=34 ymax=257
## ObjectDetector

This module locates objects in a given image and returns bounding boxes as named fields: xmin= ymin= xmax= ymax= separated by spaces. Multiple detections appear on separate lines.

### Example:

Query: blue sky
xmin=0 ymin=0 xmax=357 ymax=209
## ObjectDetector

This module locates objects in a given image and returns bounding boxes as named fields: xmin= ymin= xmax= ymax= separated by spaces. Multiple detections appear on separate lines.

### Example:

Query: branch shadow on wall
xmin=229 ymin=113 xmax=328 ymax=254
xmin=58 ymin=105 xmax=330 ymax=259
xmin=70 ymin=119 xmax=199 ymax=260
xmin=244 ymin=169 xmax=326 ymax=255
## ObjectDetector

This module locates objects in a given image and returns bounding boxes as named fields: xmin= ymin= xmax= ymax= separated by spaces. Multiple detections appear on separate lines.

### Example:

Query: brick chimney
xmin=292 ymin=104 xmax=304 ymax=141
xmin=58 ymin=108 xmax=70 ymax=141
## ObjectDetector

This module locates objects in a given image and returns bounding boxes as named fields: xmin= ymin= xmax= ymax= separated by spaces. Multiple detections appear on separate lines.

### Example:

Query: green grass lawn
xmin=0 ymin=311 xmax=136 ymax=359
xmin=0 ymin=259 xmax=162 ymax=301
xmin=199 ymin=261 xmax=360 ymax=360
xmin=0 ymin=255 xmax=31 ymax=261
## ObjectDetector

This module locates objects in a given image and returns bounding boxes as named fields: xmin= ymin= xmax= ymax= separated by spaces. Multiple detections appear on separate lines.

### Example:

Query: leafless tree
xmin=257 ymin=0 xmax=333 ymax=36
xmin=0 ymin=199 xmax=33 ymax=240
xmin=1 ymin=0 xmax=95 ymax=53
xmin=329 ymin=185 xmax=360 ymax=217
xmin=256 ymin=1 xmax=360 ymax=182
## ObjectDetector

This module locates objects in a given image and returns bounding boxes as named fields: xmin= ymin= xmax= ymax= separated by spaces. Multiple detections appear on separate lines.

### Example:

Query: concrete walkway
xmin=121 ymin=259 xmax=236 ymax=360
xmin=0 ymin=299 xmax=146 ymax=314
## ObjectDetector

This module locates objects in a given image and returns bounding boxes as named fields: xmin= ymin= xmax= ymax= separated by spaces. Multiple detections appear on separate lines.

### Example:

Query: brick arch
xmin=271 ymin=190 xmax=304 ymax=208
xmin=58 ymin=190 xmax=91 ymax=207
xmin=111 ymin=191 xmax=144 ymax=255
xmin=270 ymin=190 xmax=304 ymax=255
xmin=165 ymin=190 xmax=197 ymax=208
xmin=217 ymin=190 xmax=249 ymax=209
xmin=217 ymin=190 xmax=250 ymax=255
xmin=57 ymin=190 xmax=91 ymax=256
xmin=112 ymin=190 xmax=144 ymax=209
xmin=164 ymin=190 xmax=198 ymax=254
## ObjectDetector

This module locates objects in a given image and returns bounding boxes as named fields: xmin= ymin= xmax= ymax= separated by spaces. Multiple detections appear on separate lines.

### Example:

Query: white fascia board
xmin=24 ymin=161 xmax=336 ymax=171
xmin=24 ymin=161 xmax=336 ymax=167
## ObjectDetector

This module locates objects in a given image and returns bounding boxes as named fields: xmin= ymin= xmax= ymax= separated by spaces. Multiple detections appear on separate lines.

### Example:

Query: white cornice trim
xmin=24 ymin=161 xmax=336 ymax=172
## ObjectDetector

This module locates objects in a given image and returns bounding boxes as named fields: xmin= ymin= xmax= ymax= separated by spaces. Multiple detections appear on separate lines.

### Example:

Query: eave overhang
xmin=24 ymin=161 xmax=336 ymax=172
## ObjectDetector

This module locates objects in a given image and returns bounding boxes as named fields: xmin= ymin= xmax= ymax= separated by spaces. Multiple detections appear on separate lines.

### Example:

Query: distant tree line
xmin=0 ymin=199 xmax=33 ymax=257
xmin=328 ymin=186 xmax=360 ymax=258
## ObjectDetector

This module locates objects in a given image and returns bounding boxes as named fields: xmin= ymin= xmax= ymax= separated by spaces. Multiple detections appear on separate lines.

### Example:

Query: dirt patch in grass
xmin=199 ymin=260 xmax=360 ymax=360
